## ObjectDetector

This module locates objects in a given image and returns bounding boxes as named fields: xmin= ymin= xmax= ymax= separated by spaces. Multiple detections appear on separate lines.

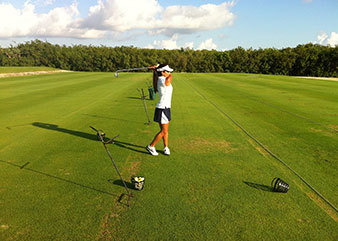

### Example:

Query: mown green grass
xmin=0 ymin=66 xmax=57 ymax=73
xmin=0 ymin=72 xmax=337 ymax=240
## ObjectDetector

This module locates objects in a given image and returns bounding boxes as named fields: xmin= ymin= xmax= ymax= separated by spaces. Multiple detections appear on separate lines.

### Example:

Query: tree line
xmin=0 ymin=40 xmax=337 ymax=77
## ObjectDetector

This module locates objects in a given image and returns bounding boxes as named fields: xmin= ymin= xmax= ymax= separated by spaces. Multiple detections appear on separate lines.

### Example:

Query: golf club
xmin=137 ymin=88 xmax=151 ymax=125
xmin=115 ymin=66 xmax=153 ymax=77
xmin=89 ymin=126 xmax=133 ymax=206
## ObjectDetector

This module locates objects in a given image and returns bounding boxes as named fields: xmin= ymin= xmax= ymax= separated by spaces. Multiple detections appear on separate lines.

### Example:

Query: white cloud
xmin=327 ymin=32 xmax=338 ymax=47
xmin=146 ymin=34 xmax=197 ymax=50
xmin=149 ymin=34 xmax=179 ymax=49
xmin=184 ymin=42 xmax=194 ymax=49
xmin=80 ymin=0 xmax=162 ymax=32
xmin=316 ymin=31 xmax=338 ymax=47
xmin=44 ymin=0 xmax=55 ymax=5
xmin=0 ymin=0 xmax=236 ymax=40
xmin=317 ymin=32 xmax=328 ymax=45
xmin=197 ymin=38 xmax=217 ymax=50
xmin=152 ymin=1 xmax=236 ymax=36
xmin=0 ymin=1 xmax=106 ymax=38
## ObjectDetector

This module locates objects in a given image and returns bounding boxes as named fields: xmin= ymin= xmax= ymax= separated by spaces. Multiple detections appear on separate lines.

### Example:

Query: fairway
xmin=0 ymin=72 xmax=337 ymax=240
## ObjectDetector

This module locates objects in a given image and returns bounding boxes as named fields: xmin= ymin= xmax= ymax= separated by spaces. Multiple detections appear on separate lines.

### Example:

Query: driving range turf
xmin=0 ymin=70 xmax=337 ymax=240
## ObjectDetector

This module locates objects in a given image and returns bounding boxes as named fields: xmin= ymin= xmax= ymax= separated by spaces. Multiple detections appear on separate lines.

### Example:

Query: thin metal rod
xmin=137 ymin=88 xmax=151 ymax=124
xmin=102 ymin=141 xmax=130 ymax=195
xmin=90 ymin=126 xmax=132 ymax=206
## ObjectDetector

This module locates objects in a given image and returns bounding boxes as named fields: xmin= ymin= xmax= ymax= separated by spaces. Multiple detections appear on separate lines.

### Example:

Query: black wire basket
xmin=131 ymin=176 xmax=145 ymax=191
xmin=271 ymin=178 xmax=289 ymax=193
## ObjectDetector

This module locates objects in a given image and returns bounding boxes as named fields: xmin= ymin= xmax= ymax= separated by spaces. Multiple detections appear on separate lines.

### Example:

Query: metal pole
xmin=90 ymin=126 xmax=133 ymax=206
xmin=137 ymin=88 xmax=151 ymax=125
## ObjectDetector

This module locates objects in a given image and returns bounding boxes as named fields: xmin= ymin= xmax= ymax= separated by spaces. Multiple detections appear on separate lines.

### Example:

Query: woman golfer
xmin=146 ymin=64 xmax=174 ymax=156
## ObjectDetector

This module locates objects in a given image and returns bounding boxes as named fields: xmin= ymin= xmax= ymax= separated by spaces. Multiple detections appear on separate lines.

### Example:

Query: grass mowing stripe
xmin=204 ymin=74 xmax=337 ymax=129
xmin=231 ymin=74 xmax=338 ymax=102
xmin=183 ymin=77 xmax=338 ymax=214
xmin=0 ymin=73 xmax=89 ymax=98
xmin=0 ymin=73 xmax=103 ymax=102
xmin=0 ymin=72 xmax=142 ymax=152
xmin=207 ymin=74 xmax=337 ymax=132
xmin=249 ymin=98 xmax=337 ymax=132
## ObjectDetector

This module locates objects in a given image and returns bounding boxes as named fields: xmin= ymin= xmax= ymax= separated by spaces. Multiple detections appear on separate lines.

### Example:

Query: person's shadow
xmin=32 ymin=122 xmax=148 ymax=154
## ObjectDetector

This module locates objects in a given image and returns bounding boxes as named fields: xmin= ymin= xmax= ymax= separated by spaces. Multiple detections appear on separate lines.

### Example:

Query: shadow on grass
xmin=113 ymin=141 xmax=149 ymax=154
xmin=127 ymin=96 xmax=153 ymax=101
xmin=82 ymin=114 xmax=143 ymax=124
xmin=109 ymin=179 xmax=135 ymax=189
xmin=127 ymin=96 xmax=142 ymax=100
xmin=0 ymin=160 xmax=118 ymax=197
xmin=32 ymin=122 xmax=149 ymax=154
xmin=32 ymin=122 xmax=99 ymax=141
xmin=243 ymin=181 xmax=274 ymax=192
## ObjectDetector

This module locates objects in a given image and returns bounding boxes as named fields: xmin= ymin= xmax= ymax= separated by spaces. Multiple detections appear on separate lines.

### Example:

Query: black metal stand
xmin=90 ymin=126 xmax=133 ymax=206
xmin=137 ymin=88 xmax=151 ymax=125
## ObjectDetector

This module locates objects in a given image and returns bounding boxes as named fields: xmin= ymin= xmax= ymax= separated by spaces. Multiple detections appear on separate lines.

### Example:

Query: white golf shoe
xmin=163 ymin=147 xmax=170 ymax=155
xmin=146 ymin=145 xmax=159 ymax=156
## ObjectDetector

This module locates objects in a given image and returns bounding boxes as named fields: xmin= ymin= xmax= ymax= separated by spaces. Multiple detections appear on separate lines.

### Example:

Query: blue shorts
xmin=154 ymin=108 xmax=171 ymax=124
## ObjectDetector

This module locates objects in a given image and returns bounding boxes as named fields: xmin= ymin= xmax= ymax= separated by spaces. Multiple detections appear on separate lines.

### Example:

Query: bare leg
xmin=150 ymin=122 xmax=169 ymax=147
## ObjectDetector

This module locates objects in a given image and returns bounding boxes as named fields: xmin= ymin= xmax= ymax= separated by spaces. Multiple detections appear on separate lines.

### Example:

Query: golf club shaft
xmin=116 ymin=66 xmax=150 ymax=73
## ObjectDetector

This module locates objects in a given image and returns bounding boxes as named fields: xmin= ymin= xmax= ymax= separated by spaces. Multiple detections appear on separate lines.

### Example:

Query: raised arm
xmin=165 ymin=73 xmax=172 ymax=86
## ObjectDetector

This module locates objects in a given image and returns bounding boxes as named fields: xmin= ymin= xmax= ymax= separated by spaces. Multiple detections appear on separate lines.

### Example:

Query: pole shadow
xmin=127 ymin=96 xmax=142 ymax=100
xmin=243 ymin=181 xmax=274 ymax=192
xmin=32 ymin=122 xmax=149 ymax=154
xmin=82 ymin=114 xmax=143 ymax=124
xmin=32 ymin=122 xmax=99 ymax=141
xmin=113 ymin=141 xmax=149 ymax=154
xmin=0 ymin=160 xmax=117 ymax=197
xmin=108 ymin=179 xmax=135 ymax=189
xmin=127 ymin=97 xmax=153 ymax=101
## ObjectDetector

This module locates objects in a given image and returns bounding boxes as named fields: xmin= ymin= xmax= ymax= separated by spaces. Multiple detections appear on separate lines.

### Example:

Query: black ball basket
xmin=271 ymin=177 xmax=289 ymax=193
xmin=131 ymin=176 xmax=145 ymax=191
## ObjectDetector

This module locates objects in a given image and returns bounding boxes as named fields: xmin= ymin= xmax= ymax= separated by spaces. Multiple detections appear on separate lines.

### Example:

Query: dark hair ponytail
xmin=153 ymin=64 xmax=167 ymax=93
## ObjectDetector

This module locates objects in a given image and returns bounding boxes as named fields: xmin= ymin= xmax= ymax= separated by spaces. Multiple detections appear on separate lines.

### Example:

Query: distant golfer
xmin=146 ymin=64 xmax=174 ymax=156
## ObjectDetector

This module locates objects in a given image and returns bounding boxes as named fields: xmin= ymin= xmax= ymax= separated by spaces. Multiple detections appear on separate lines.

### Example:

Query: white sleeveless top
xmin=156 ymin=76 xmax=173 ymax=108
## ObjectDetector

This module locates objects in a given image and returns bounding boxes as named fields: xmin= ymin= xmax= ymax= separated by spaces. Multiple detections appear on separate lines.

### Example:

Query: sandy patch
xmin=309 ymin=128 xmax=334 ymax=136
xmin=306 ymin=192 xmax=338 ymax=222
xmin=0 ymin=70 xmax=72 ymax=78
xmin=298 ymin=76 xmax=338 ymax=82
xmin=1 ymin=224 xmax=9 ymax=230
xmin=248 ymin=139 xmax=269 ymax=158
xmin=329 ymin=125 xmax=338 ymax=132
xmin=123 ymin=161 xmax=141 ymax=177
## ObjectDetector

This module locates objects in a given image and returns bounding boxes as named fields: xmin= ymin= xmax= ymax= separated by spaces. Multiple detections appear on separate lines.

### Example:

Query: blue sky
xmin=0 ymin=0 xmax=337 ymax=50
